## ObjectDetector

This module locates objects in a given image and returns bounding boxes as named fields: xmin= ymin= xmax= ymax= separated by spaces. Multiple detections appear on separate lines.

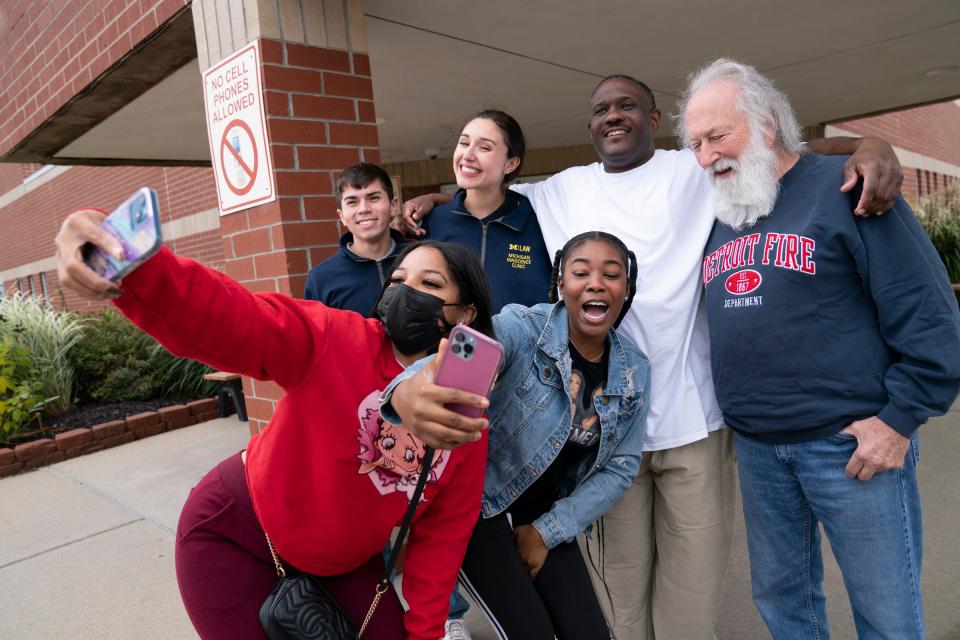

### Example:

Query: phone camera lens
xmin=455 ymin=332 xmax=466 ymax=342
xmin=463 ymin=343 xmax=474 ymax=354
xmin=452 ymin=344 xmax=461 ymax=354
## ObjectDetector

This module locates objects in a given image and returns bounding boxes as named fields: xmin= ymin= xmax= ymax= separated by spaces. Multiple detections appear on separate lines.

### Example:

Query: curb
xmin=0 ymin=397 xmax=220 ymax=478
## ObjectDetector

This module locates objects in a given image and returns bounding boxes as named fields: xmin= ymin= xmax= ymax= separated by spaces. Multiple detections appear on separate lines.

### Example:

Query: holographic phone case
xmin=82 ymin=187 xmax=162 ymax=281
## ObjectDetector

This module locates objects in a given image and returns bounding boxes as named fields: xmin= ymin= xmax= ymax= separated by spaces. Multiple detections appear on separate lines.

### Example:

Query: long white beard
xmin=708 ymin=138 xmax=780 ymax=230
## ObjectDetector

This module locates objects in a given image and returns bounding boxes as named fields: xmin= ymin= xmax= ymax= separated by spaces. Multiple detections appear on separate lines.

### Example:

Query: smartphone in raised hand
xmin=434 ymin=325 xmax=504 ymax=418
xmin=82 ymin=187 xmax=162 ymax=281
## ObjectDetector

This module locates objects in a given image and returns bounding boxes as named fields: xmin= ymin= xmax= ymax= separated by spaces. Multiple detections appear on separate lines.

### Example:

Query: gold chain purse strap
xmin=265 ymin=447 xmax=436 ymax=639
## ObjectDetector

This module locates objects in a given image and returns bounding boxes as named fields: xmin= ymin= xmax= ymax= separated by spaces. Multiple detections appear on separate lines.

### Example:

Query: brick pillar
xmin=193 ymin=0 xmax=378 ymax=434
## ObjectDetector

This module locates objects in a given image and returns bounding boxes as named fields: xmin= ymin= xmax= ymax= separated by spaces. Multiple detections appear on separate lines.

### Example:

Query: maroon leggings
xmin=175 ymin=452 xmax=405 ymax=639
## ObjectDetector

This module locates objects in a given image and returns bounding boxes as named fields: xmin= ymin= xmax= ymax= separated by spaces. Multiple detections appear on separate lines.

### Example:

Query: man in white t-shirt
xmin=401 ymin=74 xmax=902 ymax=640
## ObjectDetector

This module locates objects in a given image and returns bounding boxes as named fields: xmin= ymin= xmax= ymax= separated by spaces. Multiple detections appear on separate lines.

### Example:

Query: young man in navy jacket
xmin=304 ymin=163 xmax=403 ymax=315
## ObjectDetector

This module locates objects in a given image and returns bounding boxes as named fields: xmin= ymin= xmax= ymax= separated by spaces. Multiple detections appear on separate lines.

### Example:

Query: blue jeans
xmin=733 ymin=430 xmax=924 ymax=640
xmin=448 ymin=583 xmax=469 ymax=620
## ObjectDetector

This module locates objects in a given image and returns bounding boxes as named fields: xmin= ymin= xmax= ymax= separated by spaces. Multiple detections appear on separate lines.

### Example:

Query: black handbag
xmin=259 ymin=448 xmax=436 ymax=640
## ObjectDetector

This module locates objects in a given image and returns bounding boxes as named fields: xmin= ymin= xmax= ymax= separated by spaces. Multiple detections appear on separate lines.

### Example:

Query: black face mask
xmin=376 ymin=284 xmax=459 ymax=356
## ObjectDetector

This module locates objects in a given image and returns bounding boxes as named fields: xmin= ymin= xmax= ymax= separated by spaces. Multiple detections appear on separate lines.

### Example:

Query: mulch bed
xmin=0 ymin=396 xmax=223 ymax=478
xmin=1 ymin=399 xmax=198 ymax=448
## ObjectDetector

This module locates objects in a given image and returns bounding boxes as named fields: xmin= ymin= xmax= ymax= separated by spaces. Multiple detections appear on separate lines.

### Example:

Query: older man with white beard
xmin=679 ymin=58 xmax=960 ymax=640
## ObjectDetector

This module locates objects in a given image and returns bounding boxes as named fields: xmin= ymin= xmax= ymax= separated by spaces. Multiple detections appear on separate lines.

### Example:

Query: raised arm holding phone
xmin=56 ymin=207 xmax=498 ymax=640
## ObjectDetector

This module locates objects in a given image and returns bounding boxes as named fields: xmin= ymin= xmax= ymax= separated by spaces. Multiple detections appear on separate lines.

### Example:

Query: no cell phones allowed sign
xmin=202 ymin=42 xmax=276 ymax=215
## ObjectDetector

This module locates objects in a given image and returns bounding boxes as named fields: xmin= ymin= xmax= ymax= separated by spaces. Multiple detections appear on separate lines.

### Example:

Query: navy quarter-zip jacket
xmin=422 ymin=189 xmax=552 ymax=311
xmin=303 ymin=229 xmax=404 ymax=315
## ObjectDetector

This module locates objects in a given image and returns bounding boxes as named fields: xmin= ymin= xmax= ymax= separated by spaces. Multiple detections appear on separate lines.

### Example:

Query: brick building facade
xmin=1 ymin=0 xmax=957 ymax=431
xmin=828 ymin=101 xmax=960 ymax=200
xmin=1 ymin=0 xmax=383 ymax=432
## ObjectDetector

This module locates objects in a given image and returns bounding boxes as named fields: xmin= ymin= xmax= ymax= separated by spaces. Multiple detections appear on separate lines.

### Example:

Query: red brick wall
xmin=837 ymin=101 xmax=960 ymax=200
xmin=894 ymin=166 xmax=959 ymax=202
xmin=217 ymin=38 xmax=379 ymax=297
xmin=837 ymin=101 xmax=960 ymax=166
xmin=0 ymin=164 xmax=220 ymax=312
xmin=0 ymin=164 xmax=42 ymax=193
xmin=168 ymin=228 xmax=225 ymax=270
xmin=216 ymin=37 xmax=380 ymax=432
xmin=0 ymin=0 xmax=190 ymax=157
xmin=1 ymin=33 xmax=383 ymax=434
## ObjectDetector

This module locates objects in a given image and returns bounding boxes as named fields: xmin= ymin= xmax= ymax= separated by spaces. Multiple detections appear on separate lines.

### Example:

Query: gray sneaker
xmin=442 ymin=618 xmax=472 ymax=640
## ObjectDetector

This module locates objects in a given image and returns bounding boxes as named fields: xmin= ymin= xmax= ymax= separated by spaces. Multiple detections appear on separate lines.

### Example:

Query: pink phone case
xmin=434 ymin=325 xmax=504 ymax=418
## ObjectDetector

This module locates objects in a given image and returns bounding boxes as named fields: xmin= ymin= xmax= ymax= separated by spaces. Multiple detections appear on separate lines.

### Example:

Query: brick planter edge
xmin=0 ymin=398 xmax=219 ymax=479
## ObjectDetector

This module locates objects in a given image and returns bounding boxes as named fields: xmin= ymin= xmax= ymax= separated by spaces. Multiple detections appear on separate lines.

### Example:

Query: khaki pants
xmin=584 ymin=428 xmax=737 ymax=640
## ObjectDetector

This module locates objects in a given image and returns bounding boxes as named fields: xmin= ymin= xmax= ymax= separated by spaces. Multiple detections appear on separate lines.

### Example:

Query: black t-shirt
xmin=509 ymin=341 xmax=608 ymax=525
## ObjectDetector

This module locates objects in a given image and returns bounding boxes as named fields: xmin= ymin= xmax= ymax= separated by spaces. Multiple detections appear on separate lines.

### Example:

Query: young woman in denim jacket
xmin=382 ymin=231 xmax=651 ymax=639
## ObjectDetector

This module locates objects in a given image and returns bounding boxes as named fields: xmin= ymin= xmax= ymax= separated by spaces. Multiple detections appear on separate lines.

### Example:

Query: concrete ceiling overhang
xmin=5 ymin=0 xmax=959 ymax=166
xmin=2 ymin=5 xmax=204 ymax=166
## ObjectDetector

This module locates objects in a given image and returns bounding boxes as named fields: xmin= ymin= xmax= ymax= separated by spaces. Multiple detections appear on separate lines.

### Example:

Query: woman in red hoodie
xmin=55 ymin=210 xmax=494 ymax=640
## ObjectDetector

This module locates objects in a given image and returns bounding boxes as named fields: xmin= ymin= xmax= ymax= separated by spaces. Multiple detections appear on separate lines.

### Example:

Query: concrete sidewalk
xmin=1 ymin=412 xmax=958 ymax=639
xmin=0 ymin=417 xmax=248 ymax=639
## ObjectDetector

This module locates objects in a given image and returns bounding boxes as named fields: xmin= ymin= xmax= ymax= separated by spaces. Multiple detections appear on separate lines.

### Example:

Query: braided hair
xmin=547 ymin=231 xmax=638 ymax=329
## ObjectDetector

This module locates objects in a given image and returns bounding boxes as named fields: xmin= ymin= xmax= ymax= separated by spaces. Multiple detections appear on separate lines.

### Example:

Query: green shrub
xmin=0 ymin=338 xmax=50 ymax=437
xmin=149 ymin=344 xmax=217 ymax=398
xmin=68 ymin=308 xmax=215 ymax=404
xmin=0 ymin=293 xmax=84 ymax=414
xmin=923 ymin=221 xmax=960 ymax=284
xmin=68 ymin=308 xmax=159 ymax=403
xmin=917 ymin=183 xmax=960 ymax=284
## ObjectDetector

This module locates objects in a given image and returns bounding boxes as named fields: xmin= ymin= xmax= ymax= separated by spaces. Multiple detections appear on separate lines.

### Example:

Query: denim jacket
xmin=381 ymin=302 xmax=650 ymax=549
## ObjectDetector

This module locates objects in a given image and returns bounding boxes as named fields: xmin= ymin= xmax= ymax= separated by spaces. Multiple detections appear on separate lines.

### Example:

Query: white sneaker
xmin=443 ymin=618 xmax=472 ymax=640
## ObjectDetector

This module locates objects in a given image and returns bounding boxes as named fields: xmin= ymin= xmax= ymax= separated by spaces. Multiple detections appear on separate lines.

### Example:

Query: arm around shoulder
xmin=400 ymin=192 xmax=453 ymax=236
xmin=807 ymin=136 xmax=903 ymax=215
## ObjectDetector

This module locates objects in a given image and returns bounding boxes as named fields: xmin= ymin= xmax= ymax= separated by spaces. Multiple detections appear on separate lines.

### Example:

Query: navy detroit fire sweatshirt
xmin=702 ymin=153 xmax=960 ymax=444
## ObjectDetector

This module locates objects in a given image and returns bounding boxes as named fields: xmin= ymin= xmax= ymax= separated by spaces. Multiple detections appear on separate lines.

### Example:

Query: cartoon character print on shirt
xmin=356 ymin=390 xmax=449 ymax=500
xmin=568 ymin=369 xmax=602 ymax=448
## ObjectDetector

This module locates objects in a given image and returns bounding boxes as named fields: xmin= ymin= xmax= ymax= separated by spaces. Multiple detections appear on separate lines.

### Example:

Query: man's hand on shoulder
xmin=839 ymin=137 xmax=903 ymax=216
xmin=399 ymin=193 xmax=451 ymax=238
xmin=841 ymin=416 xmax=911 ymax=481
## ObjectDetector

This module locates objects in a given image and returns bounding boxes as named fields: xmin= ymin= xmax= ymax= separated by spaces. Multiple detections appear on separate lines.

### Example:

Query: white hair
xmin=675 ymin=58 xmax=804 ymax=154
xmin=707 ymin=129 xmax=781 ymax=230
